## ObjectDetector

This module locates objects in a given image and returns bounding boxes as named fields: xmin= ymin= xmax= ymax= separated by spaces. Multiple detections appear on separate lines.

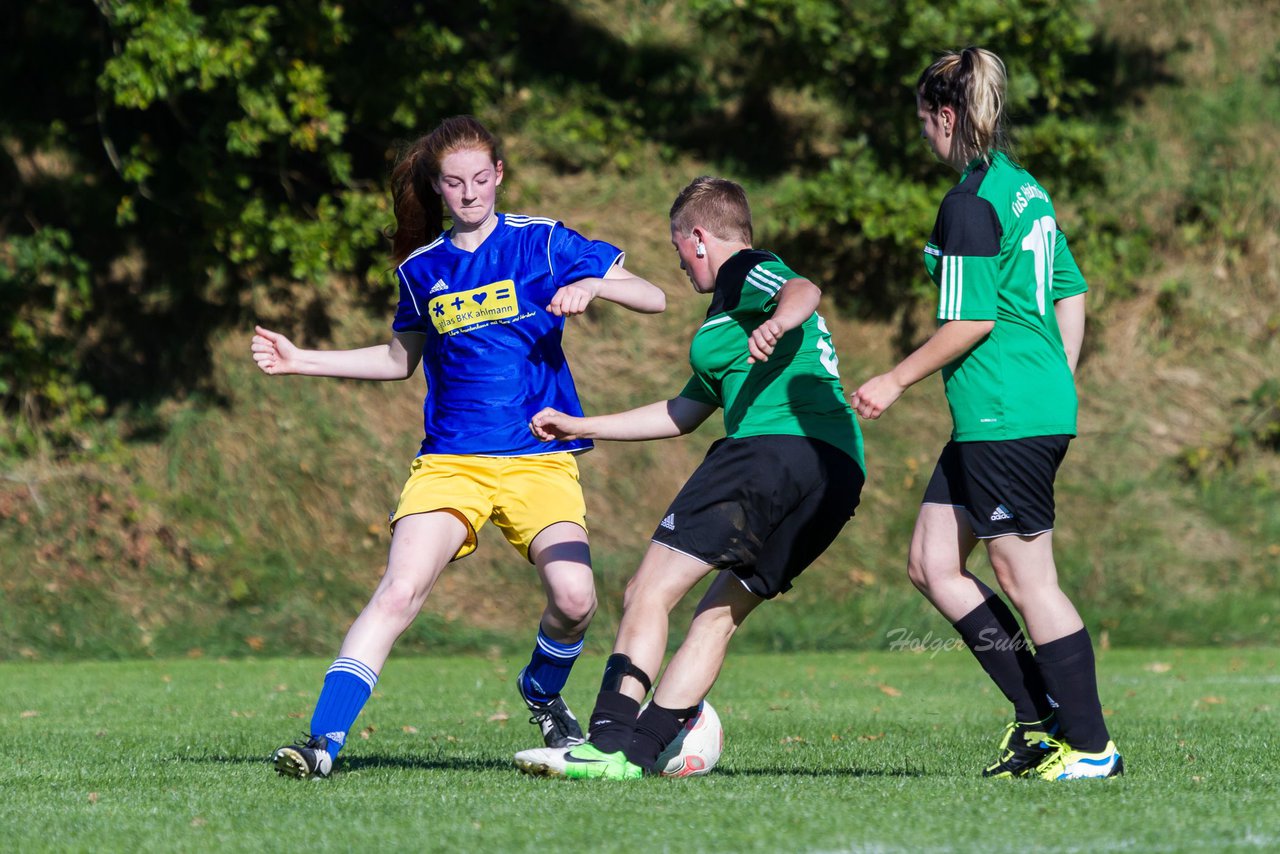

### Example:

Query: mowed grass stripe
xmin=1 ymin=649 xmax=1275 ymax=853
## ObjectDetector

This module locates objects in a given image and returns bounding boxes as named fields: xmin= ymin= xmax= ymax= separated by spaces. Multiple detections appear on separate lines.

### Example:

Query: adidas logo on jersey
xmin=429 ymin=279 xmax=449 ymax=294
xmin=659 ymin=514 xmax=676 ymax=531
xmin=989 ymin=504 xmax=1014 ymax=522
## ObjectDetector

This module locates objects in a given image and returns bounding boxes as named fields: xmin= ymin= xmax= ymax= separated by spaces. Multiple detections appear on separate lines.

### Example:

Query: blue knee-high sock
xmin=310 ymin=657 xmax=378 ymax=760
xmin=519 ymin=628 xmax=583 ymax=703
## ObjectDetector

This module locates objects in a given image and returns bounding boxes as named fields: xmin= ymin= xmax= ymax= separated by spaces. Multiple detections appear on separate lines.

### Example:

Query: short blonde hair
xmin=669 ymin=176 xmax=752 ymax=244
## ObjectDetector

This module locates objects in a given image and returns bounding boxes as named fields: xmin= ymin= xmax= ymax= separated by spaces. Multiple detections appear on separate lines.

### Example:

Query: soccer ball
xmin=654 ymin=700 xmax=723 ymax=777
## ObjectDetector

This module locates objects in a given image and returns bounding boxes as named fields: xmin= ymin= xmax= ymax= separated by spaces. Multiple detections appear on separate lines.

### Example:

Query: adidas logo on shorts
xmin=989 ymin=504 xmax=1014 ymax=522
xmin=659 ymin=513 xmax=676 ymax=531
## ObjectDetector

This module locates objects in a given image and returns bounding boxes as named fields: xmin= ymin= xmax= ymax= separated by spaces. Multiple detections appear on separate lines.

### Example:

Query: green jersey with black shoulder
xmin=923 ymin=151 xmax=1088 ymax=441
xmin=678 ymin=249 xmax=865 ymax=471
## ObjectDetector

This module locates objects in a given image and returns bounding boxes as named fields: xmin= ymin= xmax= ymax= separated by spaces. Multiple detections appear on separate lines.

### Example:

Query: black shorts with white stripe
xmin=651 ymin=435 xmax=864 ymax=599
xmin=922 ymin=435 xmax=1071 ymax=539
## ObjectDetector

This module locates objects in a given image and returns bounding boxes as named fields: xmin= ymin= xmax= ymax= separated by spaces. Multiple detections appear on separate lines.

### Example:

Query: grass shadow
xmin=714 ymin=765 xmax=926 ymax=779
xmin=171 ymin=752 xmax=515 ymax=774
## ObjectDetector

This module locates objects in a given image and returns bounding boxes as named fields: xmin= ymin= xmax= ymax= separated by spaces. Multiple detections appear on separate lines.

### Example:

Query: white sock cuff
xmin=536 ymin=632 xmax=584 ymax=659
xmin=327 ymin=657 xmax=378 ymax=691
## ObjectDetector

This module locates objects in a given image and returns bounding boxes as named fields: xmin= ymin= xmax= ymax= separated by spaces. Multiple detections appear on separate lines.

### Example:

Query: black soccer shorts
xmin=651 ymin=435 xmax=864 ymax=599
xmin=921 ymin=435 xmax=1071 ymax=539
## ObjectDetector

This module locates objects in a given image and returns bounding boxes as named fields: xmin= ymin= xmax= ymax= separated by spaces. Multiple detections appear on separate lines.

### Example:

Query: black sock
xmin=626 ymin=703 xmax=697 ymax=771
xmin=953 ymin=596 xmax=1054 ymax=723
xmin=1034 ymin=627 xmax=1109 ymax=752
xmin=586 ymin=690 xmax=641 ymax=755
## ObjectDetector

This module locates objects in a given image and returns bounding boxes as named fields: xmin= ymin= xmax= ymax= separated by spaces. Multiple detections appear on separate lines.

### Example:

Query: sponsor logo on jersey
xmin=989 ymin=504 xmax=1014 ymax=522
xmin=659 ymin=513 xmax=676 ymax=531
xmin=429 ymin=279 xmax=449 ymax=294
xmin=429 ymin=279 xmax=519 ymax=333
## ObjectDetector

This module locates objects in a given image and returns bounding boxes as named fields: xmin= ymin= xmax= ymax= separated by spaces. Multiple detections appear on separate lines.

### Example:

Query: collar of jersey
xmin=442 ymin=212 xmax=504 ymax=255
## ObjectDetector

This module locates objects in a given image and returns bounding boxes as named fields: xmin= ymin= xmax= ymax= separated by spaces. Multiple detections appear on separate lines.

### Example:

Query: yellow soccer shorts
xmin=389 ymin=452 xmax=587 ymax=562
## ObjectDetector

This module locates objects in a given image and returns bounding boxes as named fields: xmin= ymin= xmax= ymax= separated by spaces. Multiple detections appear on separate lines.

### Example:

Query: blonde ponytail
xmin=917 ymin=47 xmax=1008 ymax=163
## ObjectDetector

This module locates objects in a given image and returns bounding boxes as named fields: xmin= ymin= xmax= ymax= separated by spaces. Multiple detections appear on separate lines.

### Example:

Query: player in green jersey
xmin=853 ymin=47 xmax=1122 ymax=781
xmin=512 ymin=176 xmax=866 ymax=780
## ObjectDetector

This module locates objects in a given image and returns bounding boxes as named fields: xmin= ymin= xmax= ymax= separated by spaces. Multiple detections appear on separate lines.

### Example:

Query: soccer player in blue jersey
xmin=853 ymin=48 xmax=1121 ymax=780
xmin=253 ymin=115 xmax=666 ymax=779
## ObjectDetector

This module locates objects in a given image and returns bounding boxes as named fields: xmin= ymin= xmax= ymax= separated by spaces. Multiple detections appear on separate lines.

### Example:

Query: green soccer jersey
xmin=923 ymin=152 xmax=1088 ymax=441
xmin=678 ymin=249 xmax=865 ymax=471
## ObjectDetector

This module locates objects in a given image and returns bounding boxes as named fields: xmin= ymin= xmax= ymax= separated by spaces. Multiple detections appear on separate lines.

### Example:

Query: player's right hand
xmin=850 ymin=372 xmax=905 ymax=420
xmin=529 ymin=407 xmax=583 ymax=441
xmin=251 ymin=325 xmax=298 ymax=375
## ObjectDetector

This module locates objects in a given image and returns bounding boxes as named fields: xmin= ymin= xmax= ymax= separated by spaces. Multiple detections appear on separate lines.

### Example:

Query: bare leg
xmin=651 ymin=572 xmax=763 ymax=709
xmin=529 ymin=521 xmax=596 ymax=642
xmin=986 ymin=532 xmax=1108 ymax=753
xmin=288 ymin=511 xmax=468 ymax=771
xmin=337 ymin=510 xmax=469 ymax=670
xmin=611 ymin=542 xmax=717 ymax=702
xmin=913 ymin=505 xmax=1055 ymax=726
xmin=520 ymin=522 xmax=596 ymax=744
xmin=907 ymin=503 xmax=991 ymax=621
xmin=985 ymin=532 xmax=1083 ymax=646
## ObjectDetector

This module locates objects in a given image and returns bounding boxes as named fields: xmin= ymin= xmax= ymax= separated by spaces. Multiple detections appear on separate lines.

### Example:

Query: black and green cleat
xmin=983 ymin=717 xmax=1058 ymax=778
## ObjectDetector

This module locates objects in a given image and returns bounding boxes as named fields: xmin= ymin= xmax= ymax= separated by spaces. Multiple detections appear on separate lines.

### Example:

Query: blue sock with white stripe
xmin=309 ymin=657 xmax=378 ymax=760
xmin=519 ymin=628 xmax=583 ymax=704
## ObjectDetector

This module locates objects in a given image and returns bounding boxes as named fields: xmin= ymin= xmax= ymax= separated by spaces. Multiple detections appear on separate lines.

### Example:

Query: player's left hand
xmin=747 ymin=319 xmax=784 ymax=363
xmin=530 ymin=407 xmax=584 ymax=441
xmin=850 ymin=373 xmax=905 ymax=420
xmin=547 ymin=282 xmax=600 ymax=317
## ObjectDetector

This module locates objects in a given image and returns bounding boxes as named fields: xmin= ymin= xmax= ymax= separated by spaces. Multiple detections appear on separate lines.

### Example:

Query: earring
xmin=695 ymin=242 xmax=706 ymax=258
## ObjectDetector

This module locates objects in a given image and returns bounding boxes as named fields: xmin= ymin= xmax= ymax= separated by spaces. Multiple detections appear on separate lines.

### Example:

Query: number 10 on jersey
xmin=1021 ymin=216 xmax=1057 ymax=316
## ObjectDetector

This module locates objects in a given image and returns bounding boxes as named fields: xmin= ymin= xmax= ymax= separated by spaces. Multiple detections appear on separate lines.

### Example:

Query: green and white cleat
xmin=1036 ymin=738 xmax=1124 ymax=780
xmin=983 ymin=716 xmax=1058 ymax=778
xmin=514 ymin=746 xmax=572 ymax=777
xmin=514 ymin=743 xmax=643 ymax=780
xmin=562 ymin=743 xmax=643 ymax=780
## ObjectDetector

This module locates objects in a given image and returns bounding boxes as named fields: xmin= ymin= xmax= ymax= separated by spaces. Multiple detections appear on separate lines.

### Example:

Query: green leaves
xmin=682 ymin=0 xmax=1103 ymax=313
xmin=100 ymin=3 xmax=279 ymax=109
xmin=0 ymin=229 xmax=103 ymax=453
xmin=0 ymin=0 xmax=1171 ymax=448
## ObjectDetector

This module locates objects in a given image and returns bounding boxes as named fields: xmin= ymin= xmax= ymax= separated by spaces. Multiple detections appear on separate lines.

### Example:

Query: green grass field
xmin=2 ymin=648 xmax=1275 ymax=852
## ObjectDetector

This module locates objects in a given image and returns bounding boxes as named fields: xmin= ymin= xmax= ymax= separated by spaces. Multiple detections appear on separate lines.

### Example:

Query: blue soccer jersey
xmin=393 ymin=213 xmax=623 ymax=456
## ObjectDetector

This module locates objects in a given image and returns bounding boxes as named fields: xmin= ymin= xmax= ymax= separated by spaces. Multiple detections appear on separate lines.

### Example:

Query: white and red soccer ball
xmin=654 ymin=700 xmax=723 ymax=777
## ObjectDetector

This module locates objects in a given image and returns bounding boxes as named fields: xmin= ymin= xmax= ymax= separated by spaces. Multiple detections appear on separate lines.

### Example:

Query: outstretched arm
xmin=251 ymin=326 xmax=425 ymax=380
xmin=530 ymin=396 xmax=716 ymax=443
xmin=851 ymin=319 xmax=993 ymax=420
xmin=547 ymin=264 xmax=667 ymax=317
xmin=747 ymin=278 xmax=822 ymax=363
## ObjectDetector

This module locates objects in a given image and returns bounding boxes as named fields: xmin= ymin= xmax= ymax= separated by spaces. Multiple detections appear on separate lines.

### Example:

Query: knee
xmin=988 ymin=549 xmax=1037 ymax=605
xmin=549 ymin=584 xmax=597 ymax=627
xmin=905 ymin=554 xmax=930 ymax=593
xmin=621 ymin=574 xmax=644 ymax=612
xmin=989 ymin=559 xmax=1018 ymax=603
xmin=906 ymin=545 xmax=946 ymax=594
xmin=621 ymin=573 xmax=677 ymax=616
xmin=369 ymin=578 xmax=421 ymax=623
xmin=689 ymin=606 xmax=737 ymax=645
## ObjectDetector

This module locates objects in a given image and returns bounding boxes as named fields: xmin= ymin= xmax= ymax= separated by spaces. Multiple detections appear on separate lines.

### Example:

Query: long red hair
xmin=389 ymin=116 xmax=501 ymax=265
